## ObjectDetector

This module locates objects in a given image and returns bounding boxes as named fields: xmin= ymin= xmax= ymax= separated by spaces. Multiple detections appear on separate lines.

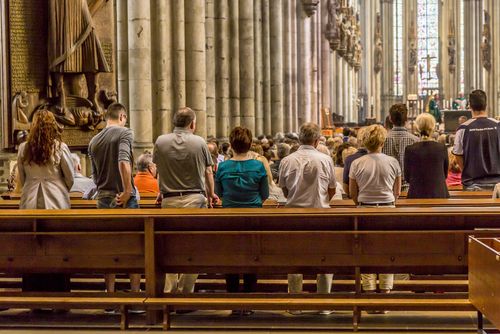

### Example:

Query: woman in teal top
xmin=215 ymin=127 xmax=269 ymax=315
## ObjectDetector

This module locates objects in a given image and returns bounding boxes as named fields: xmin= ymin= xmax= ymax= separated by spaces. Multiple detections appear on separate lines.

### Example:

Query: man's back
xmin=278 ymin=146 xmax=336 ymax=208
xmin=453 ymin=117 xmax=500 ymax=186
xmin=88 ymin=126 xmax=134 ymax=193
xmin=154 ymin=128 xmax=212 ymax=193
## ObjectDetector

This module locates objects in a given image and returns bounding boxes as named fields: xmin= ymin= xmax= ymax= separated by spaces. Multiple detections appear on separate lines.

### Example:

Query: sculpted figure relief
xmin=481 ymin=11 xmax=491 ymax=71
xmin=12 ymin=92 xmax=29 ymax=124
xmin=373 ymin=13 xmax=382 ymax=73
xmin=47 ymin=0 xmax=111 ymax=129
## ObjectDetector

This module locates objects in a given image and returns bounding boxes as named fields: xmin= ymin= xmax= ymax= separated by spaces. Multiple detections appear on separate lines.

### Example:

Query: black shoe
xmin=175 ymin=309 xmax=195 ymax=314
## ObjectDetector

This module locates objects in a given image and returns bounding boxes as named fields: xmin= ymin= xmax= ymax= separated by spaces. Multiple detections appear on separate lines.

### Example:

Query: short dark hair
xmin=106 ymin=103 xmax=127 ymax=120
xmin=229 ymin=127 xmax=253 ymax=154
xmin=469 ymin=90 xmax=487 ymax=112
xmin=389 ymin=103 xmax=408 ymax=127
xmin=173 ymin=107 xmax=196 ymax=128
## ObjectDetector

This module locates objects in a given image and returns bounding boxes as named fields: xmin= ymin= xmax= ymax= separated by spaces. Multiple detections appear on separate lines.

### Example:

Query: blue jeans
xmin=97 ymin=194 xmax=139 ymax=209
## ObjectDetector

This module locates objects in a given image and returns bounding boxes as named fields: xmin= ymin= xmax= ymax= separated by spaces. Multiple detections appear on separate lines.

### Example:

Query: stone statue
xmin=338 ymin=15 xmax=349 ymax=56
xmin=12 ymin=92 xmax=29 ymax=124
xmin=408 ymin=17 xmax=417 ymax=73
xmin=326 ymin=0 xmax=340 ymax=50
xmin=448 ymin=37 xmax=456 ymax=73
xmin=481 ymin=10 xmax=491 ymax=71
xmin=47 ymin=0 xmax=111 ymax=125
xmin=373 ymin=13 xmax=383 ymax=73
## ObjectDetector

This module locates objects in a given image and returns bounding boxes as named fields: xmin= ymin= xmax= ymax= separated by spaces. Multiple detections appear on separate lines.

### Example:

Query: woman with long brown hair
xmin=17 ymin=109 xmax=74 ymax=294
xmin=17 ymin=109 xmax=74 ymax=209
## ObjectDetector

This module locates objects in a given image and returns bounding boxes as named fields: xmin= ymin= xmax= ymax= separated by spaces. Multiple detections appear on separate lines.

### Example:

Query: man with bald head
xmin=153 ymin=107 xmax=219 ymax=294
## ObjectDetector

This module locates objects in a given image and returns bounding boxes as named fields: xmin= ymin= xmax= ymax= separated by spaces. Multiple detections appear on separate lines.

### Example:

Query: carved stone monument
xmin=4 ymin=0 xmax=116 ymax=148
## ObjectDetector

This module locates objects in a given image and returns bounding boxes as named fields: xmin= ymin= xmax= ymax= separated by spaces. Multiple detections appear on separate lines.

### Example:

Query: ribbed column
xmin=152 ymin=0 xmax=173 ymax=137
xmin=336 ymin=54 xmax=344 ymax=119
xmin=117 ymin=1 xmax=129 ymax=111
xmin=404 ymin=0 xmax=418 ymax=97
xmin=291 ymin=0 xmax=299 ymax=131
xmin=262 ymin=0 xmax=272 ymax=134
xmin=320 ymin=0 xmax=331 ymax=118
xmin=173 ymin=0 xmax=186 ymax=110
xmin=311 ymin=13 xmax=319 ymax=124
xmin=298 ymin=2 xmax=311 ymax=125
xmin=381 ymin=0 xmax=394 ymax=119
xmin=283 ymin=0 xmax=293 ymax=132
xmin=254 ymin=0 xmax=264 ymax=135
xmin=342 ymin=60 xmax=349 ymax=121
xmin=229 ymin=0 xmax=240 ymax=128
xmin=206 ymin=0 xmax=216 ymax=136
xmin=239 ymin=0 xmax=255 ymax=133
xmin=270 ymin=0 xmax=284 ymax=133
xmin=215 ymin=0 xmax=230 ymax=137
xmin=483 ymin=0 xmax=500 ymax=116
xmin=185 ymin=0 xmax=206 ymax=137
xmin=127 ymin=0 xmax=153 ymax=150
xmin=464 ymin=0 xmax=483 ymax=92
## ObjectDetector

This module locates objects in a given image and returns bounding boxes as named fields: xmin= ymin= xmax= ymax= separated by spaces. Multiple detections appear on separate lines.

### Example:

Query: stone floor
xmin=0 ymin=309 xmax=496 ymax=333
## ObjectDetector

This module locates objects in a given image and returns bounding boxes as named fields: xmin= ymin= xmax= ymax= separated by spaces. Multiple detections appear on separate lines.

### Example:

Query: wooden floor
xmin=0 ymin=309 xmax=496 ymax=333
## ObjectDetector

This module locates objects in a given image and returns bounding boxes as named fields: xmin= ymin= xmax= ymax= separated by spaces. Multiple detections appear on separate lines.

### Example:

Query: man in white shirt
xmin=278 ymin=123 xmax=336 ymax=314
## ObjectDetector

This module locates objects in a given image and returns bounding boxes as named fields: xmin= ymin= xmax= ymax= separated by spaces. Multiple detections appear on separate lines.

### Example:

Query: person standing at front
xmin=88 ymin=103 xmax=141 ymax=295
xmin=153 ymin=107 xmax=218 ymax=294
xmin=278 ymin=123 xmax=337 ymax=314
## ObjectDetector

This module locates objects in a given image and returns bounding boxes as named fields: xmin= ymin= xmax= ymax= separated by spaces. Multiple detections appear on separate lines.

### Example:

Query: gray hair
xmin=299 ymin=123 xmax=321 ymax=145
xmin=277 ymin=143 xmax=291 ymax=159
xmin=173 ymin=107 xmax=196 ymax=128
xmin=136 ymin=153 xmax=153 ymax=172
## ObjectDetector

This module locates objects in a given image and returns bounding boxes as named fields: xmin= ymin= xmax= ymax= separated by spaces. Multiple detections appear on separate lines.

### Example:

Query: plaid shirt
xmin=382 ymin=127 xmax=419 ymax=191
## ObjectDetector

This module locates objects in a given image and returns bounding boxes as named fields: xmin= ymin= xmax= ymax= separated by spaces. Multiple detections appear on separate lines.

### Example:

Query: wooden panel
xmin=469 ymin=237 xmax=500 ymax=330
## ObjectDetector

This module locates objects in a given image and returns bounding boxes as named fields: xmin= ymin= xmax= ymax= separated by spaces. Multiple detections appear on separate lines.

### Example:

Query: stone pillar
xmin=152 ymin=0 xmax=173 ymax=137
xmin=483 ymin=0 xmax=500 ymax=116
xmin=283 ymin=0 xmax=293 ymax=132
xmin=381 ymin=0 xmax=394 ymax=119
xmin=290 ymin=0 xmax=299 ymax=131
xmin=297 ymin=2 xmax=312 ymax=125
xmin=336 ymin=54 xmax=344 ymax=120
xmin=128 ymin=0 xmax=153 ymax=151
xmin=270 ymin=0 xmax=284 ymax=133
xmin=404 ymin=0 xmax=418 ymax=98
xmin=254 ymin=0 xmax=264 ymax=135
xmin=463 ymin=0 xmax=484 ymax=92
xmin=343 ymin=60 xmax=349 ymax=121
xmin=320 ymin=0 xmax=331 ymax=118
xmin=439 ymin=0 xmax=460 ymax=102
xmin=330 ymin=51 xmax=337 ymax=118
xmin=173 ymin=0 xmax=186 ymax=110
xmin=206 ymin=0 xmax=216 ymax=136
xmin=262 ymin=0 xmax=272 ymax=135
xmin=239 ymin=0 xmax=255 ymax=133
xmin=311 ymin=12 xmax=319 ymax=125
xmin=229 ymin=0 xmax=241 ymax=129
xmin=117 ymin=0 xmax=129 ymax=111
xmin=215 ymin=0 xmax=230 ymax=137
xmin=185 ymin=0 xmax=207 ymax=137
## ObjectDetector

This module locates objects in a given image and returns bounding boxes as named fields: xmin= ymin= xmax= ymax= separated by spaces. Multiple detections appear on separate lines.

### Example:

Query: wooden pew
xmin=469 ymin=237 xmax=500 ymax=333
xmin=0 ymin=208 xmax=498 ymax=330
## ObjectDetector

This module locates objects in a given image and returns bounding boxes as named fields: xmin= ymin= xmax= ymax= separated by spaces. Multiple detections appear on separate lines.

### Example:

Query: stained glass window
xmin=417 ymin=0 xmax=440 ymax=95
xmin=393 ymin=0 xmax=403 ymax=96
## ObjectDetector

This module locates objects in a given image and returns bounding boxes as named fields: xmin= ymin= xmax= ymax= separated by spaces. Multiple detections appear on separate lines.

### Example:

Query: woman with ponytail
xmin=404 ymin=113 xmax=449 ymax=198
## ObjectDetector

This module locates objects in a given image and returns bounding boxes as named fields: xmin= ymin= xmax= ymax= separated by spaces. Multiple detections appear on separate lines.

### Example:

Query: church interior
xmin=0 ymin=0 xmax=499 ymax=333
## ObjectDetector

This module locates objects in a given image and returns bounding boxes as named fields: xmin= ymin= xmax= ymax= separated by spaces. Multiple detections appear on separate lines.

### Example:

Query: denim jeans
xmin=97 ymin=194 xmax=139 ymax=209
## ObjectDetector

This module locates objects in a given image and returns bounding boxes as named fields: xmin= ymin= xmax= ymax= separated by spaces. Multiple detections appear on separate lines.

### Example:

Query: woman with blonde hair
xmin=404 ymin=113 xmax=449 ymax=198
xmin=349 ymin=124 xmax=401 ymax=301
xmin=17 ymin=109 xmax=74 ymax=293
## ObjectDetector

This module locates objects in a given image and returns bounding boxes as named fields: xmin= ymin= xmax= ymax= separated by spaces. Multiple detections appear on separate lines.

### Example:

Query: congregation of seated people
xmin=6 ymin=89 xmax=500 ymax=316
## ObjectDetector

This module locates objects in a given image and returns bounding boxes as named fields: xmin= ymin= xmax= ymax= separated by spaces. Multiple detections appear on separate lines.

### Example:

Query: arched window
xmin=393 ymin=0 xmax=403 ymax=96
xmin=417 ymin=0 xmax=440 ymax=95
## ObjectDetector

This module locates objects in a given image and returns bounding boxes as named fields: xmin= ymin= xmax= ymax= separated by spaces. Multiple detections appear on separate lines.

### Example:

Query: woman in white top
xmin=348 ymin=124 xmax=401 ymax=304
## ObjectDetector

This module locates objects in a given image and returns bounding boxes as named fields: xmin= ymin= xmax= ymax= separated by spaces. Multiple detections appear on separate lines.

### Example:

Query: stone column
xmin=283 ymin=0 xmax=293 ymax=132
xmin=206 ymin=0 xmax=216 ymax=136
xmin=439 ymin=0 xmax=459 ymax=102
xmin=215 ymin=0 xmax=230 ymax=137
xmin=404 ymin=0 xmax=418 ymax=98
xmin=254 ymin=0 xmax=264 ymax=135
xmin=297 ymin=2 xmax=312 ymax=125
xmin=311 ymin=12 xmax=320 ymax=125
xmin=483 ymin=0 xmax=500 ymax=116
xmin=336 ymin=54 xmax=344 ymax=120
xmin=128 ymin=0 xmax=153 ymax=151
xmin=117 ymin=0 xmax=129 ymax=111
xmin=320 ymin=0 xmax=331 ymax=119
xmin=185 ymin=0 xmax=207 ymax=137
xmin=173 ymin=0 xmax=186 ymax=110
xmin=229 ymin=0 xmax=240 ymax=129
xmin=152 ymin=0 xmax=173 ymax=137
xmin=239 ymin=0 xmax=255 ymax=133
xmin=381 ymin=0 xmax=394 ymax=119
xmin=343 ymin=60 xmax=349 ymax=121
xmin=262 ymin=0 xmax=272 ymax=134
xmin=270 ymin=0 xmax=284 ymax=133
xmin=463 ymin=0 xmax=483 ymax=92
xmin=290 ymin=0 xmax=299 ymax=131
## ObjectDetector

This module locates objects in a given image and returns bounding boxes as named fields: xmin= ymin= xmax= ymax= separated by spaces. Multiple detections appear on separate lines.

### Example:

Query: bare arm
xmin=116 ymin=161 xmax=133 ymax=207
xmin=349 ymin=178 xmax=359 ymax=205
xmin=342 ymin=183 xmax=349 ymax=196
xmin=205 ymin=166 xmax=219 ymax=208
xmin=454 ymin=155 xmax=464 ymax=171
xmin=393 ymin=175 xmax=401 ymax=201
xmin=328 ymin=187 xmax=337 ymax=201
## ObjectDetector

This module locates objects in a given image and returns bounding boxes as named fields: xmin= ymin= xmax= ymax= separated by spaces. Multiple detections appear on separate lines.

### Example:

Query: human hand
xmin=116 ymin=192 xmax=131 ymax=208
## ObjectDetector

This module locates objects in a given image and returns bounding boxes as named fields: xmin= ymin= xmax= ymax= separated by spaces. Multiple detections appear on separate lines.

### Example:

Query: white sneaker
xmin=318 ymin=310 xmax=334 ymax=315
